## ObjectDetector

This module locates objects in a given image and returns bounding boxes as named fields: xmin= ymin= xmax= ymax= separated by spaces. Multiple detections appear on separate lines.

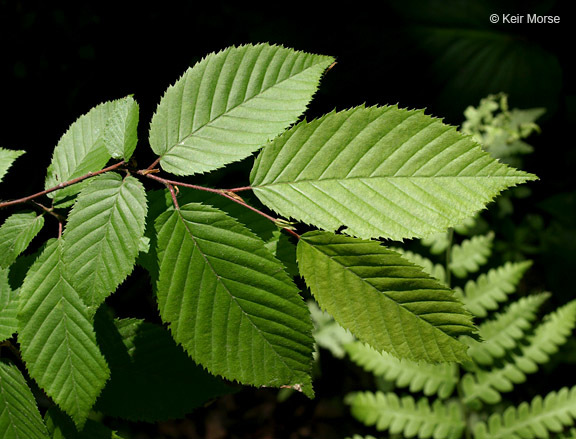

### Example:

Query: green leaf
xmin=457 ymin=260 xmax=533 ymax=317
xmin=0 ymin=212 xmax=45 ymax=269
xmin=297 ymin=231 xmax=475 ymax=363
xmin=17 ymin=239 xmax=110 ymax=428
xmin=103 ymin=96 xmax=139 ymax=160
xmin=94 ymin=313 xmax=233 ymax=422
xmin=473 ymin=386 xmax=576 ymax=439
xmin=62 ymin=173 xmax=147 ymax=314
xmin=251 ymin=105 xmax=536 ymax=241
xmin=0 ymin=360 xmax=50 ymax=439
xmin=44 ymin=407 xmax=125 ymax=439
xmin=449 ymin=232 xmax=493 ymax=278
xmin=0 ymin=148 xmax=24 ymax=184
xmin=155 ymin=202 xmax=314 ymax=394
xmin=346 ymin=342 xmax=459 ymax=399
xmin=149 ymin=43 xmax=334 ymax=176
xmin=0 ymin=268 xmax=19 ymax=343
xmin=45 ymin=99 xmax=125 ymax=203
xmin=346 ymin=391 xmax=465 ymax=439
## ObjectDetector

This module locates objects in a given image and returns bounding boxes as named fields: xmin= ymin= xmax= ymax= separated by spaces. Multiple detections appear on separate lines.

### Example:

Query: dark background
xmin=1 ymin=1 xmax=575 ymax=438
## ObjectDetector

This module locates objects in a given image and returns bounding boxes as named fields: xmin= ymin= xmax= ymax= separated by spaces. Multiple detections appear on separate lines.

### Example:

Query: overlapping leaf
xmin=0 ymin=360 xmax=49 ymax=439
xmin=0 ymin=212 xmax=44 ymax=269
xmin=103 ymin=96 xmax=139 ymax=160
xmin=45 ymin=99 xmax=126 ymax=203
xmin=0 ymin=148 xmax=24 ymax=184
xmin=0 ymin=268 xmax=18 ymax=343
xmin=62 ymin=173 xmax=147 ymax=314
xmin=297 ymin=231 xmax=475 ymax=363
xmin=17 ymin=239 xmax=110 ymax=427
xmin=155 ymin=202 xmax=314 ymax=394
xmin=149 ymin=43 xmax=334 ymax=176
xmin=251 ymin=105 xmax=536 ymax=240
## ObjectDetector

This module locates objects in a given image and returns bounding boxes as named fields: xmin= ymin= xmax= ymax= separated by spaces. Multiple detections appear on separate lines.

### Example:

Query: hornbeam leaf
xmin=297 ymin=231 xmax=475 ymax=363
xmin=0 ymin=148 xmax=24 ymax=184
xmin=0 ymin=268 xmax=18 ymax=342
xmin=62 ymin=173 xmax=147 ymax=314
xmin=251 ymin=105 xmax=537 ymax=241
xmin=103 ymin=96 xmax=139 ymax=160
xmin=18 ymin=239 xmax=110 ymax=428
xmin=0 ymin=360 xmax=50 ymax=439
xmin=155 ymin=202 xmax=314 ymax=394
xmin=149 ymin=43 xmax=334 ymax=176
xmin=0 ymin=212 xmax=45 ymax=269
xmin=45 ymin=99 xmax=125 ymax=203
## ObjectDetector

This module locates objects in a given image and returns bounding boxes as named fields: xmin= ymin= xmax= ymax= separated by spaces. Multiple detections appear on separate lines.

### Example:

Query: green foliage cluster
xmin=0 ymin=44 xmax=534 ymax=436
xmin=330 ymin=217 xmax=576 ymax=438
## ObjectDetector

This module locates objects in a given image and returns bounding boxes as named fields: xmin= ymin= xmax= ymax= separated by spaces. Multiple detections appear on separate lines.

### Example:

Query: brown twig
xmin=0 ymin=161 xmax=126 ymax=209
xmin=142 ymin=172 xmax=300 ymax=239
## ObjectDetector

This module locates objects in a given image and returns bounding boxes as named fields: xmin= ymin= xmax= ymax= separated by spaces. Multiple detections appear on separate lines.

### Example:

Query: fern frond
xmin=390 ymin=248 xmax=447 ymax=285
xmin=449 ymin=233 xmax=494 ymax=278
xmin=346 ymin=342 xmax=458 ymax=399
xmin=473 ymin=386 xmax=576 ymax=439
xmin=463 ymin=293 xmax=550 ymax=365
xmin=462 ymin=300 xmax=576 ymax=406
xmin=346 ymin=391 xmax=465 ymax=439
xmin=457 ymin=260 xmax=533 ymax=317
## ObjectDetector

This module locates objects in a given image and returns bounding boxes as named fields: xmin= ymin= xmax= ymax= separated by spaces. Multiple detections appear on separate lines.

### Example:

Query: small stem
xmin=167 ymin=184 xmax=180 ymax=210
xmin=0 ymin=161 xmax=126 ymax=210
xmin=145 ymin=157 xmax=161 ymax=171
xmin=31 ymin=201 xmax=65 ymax=223
xmin=143 ymin=173 xmax=300 ymax=239
xmin=226 ymin=185 xmax=253 ymax=193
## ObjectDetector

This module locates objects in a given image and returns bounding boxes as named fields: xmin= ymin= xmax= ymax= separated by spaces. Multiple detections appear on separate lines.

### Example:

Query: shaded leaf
xmin=155 ymin=202 xmax=314 ymax=394
xmin=0 ymin=359 xmax=49 ymax=439
xmin=297 ymin=231 xmax=475 ymax=363
xmin=94 ymin=312 xmax=233 ymax=422
xmin=17 ymin=239 xmax=110 ymax=427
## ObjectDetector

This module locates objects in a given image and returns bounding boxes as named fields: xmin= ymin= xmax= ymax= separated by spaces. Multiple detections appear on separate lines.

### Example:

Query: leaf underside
xmin=251 ymin=105 xmax=536 ymax=241
xmin=17 ymin=239 xmax=110 ymax=428
xmin=155 ymin=202 xmax=314 ymax=394
xmin=297 ymin=231 xmax=475 ymax=363
xmin=149 ymin=43 xmax=334 ymax=176
xmin=62 ymin=173 xmax=147 ymax=313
